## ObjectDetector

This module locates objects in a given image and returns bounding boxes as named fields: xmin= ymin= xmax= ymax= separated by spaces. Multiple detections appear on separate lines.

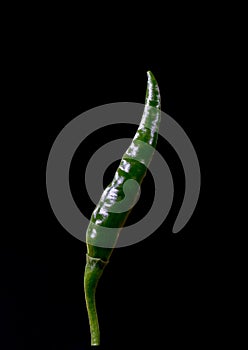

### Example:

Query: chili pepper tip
xmin=147 ymin=70 xmax=155 ymax=79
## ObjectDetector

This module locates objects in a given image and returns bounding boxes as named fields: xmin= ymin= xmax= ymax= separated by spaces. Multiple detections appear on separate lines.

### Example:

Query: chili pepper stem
xmin=84 ymin=254 xmax=108 ymax=346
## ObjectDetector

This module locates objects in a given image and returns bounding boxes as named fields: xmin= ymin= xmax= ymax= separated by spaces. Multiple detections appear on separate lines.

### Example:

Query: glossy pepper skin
xmin=84 ymin=71 xmax=161 ymax=346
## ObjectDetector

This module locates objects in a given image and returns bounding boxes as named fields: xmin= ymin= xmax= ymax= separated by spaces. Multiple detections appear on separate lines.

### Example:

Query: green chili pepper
xmin=84 ymin=71 xmax=161 ymax=346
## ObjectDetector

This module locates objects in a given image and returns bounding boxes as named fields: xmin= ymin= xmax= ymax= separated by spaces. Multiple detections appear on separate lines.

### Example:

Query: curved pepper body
xmin=84 ymin=71 xmax=161 ymax=345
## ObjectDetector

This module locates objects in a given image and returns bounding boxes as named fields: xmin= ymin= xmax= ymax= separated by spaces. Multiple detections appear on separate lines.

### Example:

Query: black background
xmin=1 ymin=9 xmax=232 ymax=350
